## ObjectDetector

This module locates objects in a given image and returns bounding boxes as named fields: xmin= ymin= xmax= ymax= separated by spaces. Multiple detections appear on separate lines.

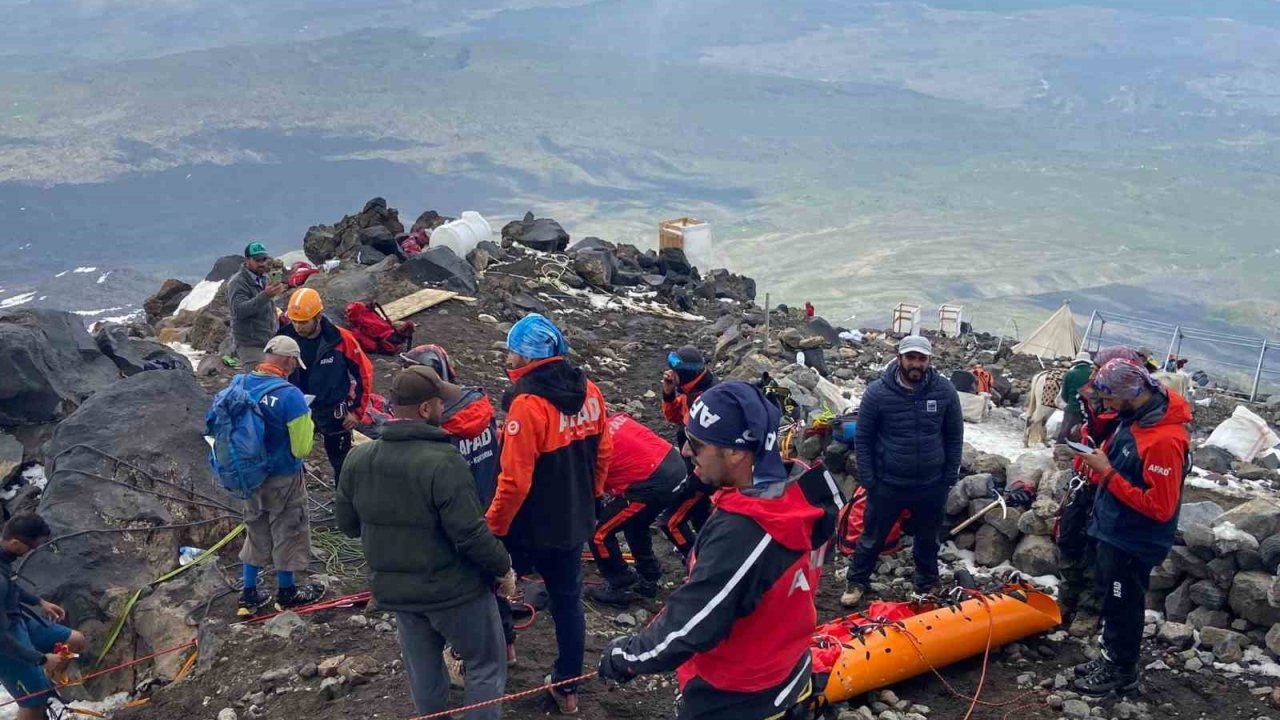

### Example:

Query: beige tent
xmin=1013 ymin=302 xmax=1081 ymax=359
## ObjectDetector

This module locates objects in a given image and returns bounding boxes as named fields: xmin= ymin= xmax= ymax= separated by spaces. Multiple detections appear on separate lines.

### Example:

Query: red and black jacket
xmin=662 ymin=370 xmax=717 ymax=427
xmin=486 ymin=357 xmax=613 ymax=550
xmin=604 ymin=462 xmax=843 ymax=720
xmin=1088 ymin=390 xmax=1191 ymax=567
xmin=442 ymin=387 xmax=499 ymax=509
xmin=278 ymin=316 xmax=373 ymax=427
xmin=603 ymin=413 xmax=678 ymax=496
xmin=1073 ymin=381 xmax=1120 ymax=484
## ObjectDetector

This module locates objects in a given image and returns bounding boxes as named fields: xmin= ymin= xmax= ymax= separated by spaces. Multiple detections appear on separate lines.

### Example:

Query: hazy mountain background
xmin=2 ymin=0 xmax=1279 ymax=374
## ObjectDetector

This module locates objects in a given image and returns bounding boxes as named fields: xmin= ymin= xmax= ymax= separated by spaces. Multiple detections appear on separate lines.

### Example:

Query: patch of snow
xmin=72 ymin=266 xmax=97 ymax=273
xmin=962 ymin=408 xmax=1051 ymax=465
xmin=0 ymin=292 xmax=36 ymax=309
xmin=72 ymin=306 xmax=128 ymax=317
xmin=54 ymin=270 xmax=68 ymax=278
xmin=168 ymin=342 xmax=205 ymax=371
xmin=176 ymin=280 xmax=222 ymax=315
xmin=103 ymin=310 xmax=142 ymax=324
xmin=20 ymin=465 xmax=45 ymax=491
xmin=96 ymin=271 xmax=111 ymax=284
xmin=0 ymin=691 xmax=131 ymax=720
xmin=1213 ymin=647 xmax=1280 ymax=679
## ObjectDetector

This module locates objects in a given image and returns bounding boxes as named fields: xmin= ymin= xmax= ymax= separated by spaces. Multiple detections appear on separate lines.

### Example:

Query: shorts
xmin=0 ymin=614 xmax=72 ymax=708
xmin=239 ymin=473 xmax=312 ymax=572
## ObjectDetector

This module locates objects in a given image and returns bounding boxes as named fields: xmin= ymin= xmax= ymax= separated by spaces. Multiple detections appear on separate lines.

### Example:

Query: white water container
xmin=430 ymin=212 xmax=492 ymax=258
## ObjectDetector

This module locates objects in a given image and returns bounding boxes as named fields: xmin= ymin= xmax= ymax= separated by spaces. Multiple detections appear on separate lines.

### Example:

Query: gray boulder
xmin=1149 ymin=560 xmax=1183 ymax=592
xmin=1158 ymin=621 xmax=1195 ymax=650
xmin=1189 ymin=580 xmax=1228 ymax=610
xmin=1007 ymin=454 xmax=1056 ymax=491
xmin=93 ymin=323 xmax=190 ymax=376
xmin=1261 ymin=535 xmax=1280 ymax=573
xmin=967 ymin=453 xmax=1009 ymax=481
xmin=1187 ymin=607 xmax=1232 ymax=631
xmin=1012 ymin=535 xmax=1059 ymax=576
xmin=0 ymin=309 xmax=122 ymax=425
xmin=205 ymin=256 xmax=245 ymax=283
xmin=0 ymin=433 xmax=23 ymax=485
xmin=1200 ymin=627 xmax=1251 ymax=664
xmin=974 ymin=524 xmax=1015 ymax=567
xmin=1213 ymin=498 xmax=1280 ymax=543
xmin=501 ymin=212 xmax=569 ymax=253
xmin=1168 ymin=546 xmax=1209 ymax=580
xmin=143 ymin=279 xmax=193 ymax=326
xmin=573 ymin=248 xmax=617 ymax=288
xmin=1194 ymin=445 xmax=1236 ymax=474
xmin=1178 ymin=501 xmax=1225 ymax=533
xmin=1229 ymin=572 xmax=1280 ymax=627
xmin=1166 ymin=580 xmax=1194 ymax=623
xmin=25 ymin=371 xmax=238 ymax=690
xmin=703 ymin=268 xmax=757 ymax=303
xmin=1206 ymin=555 xmax=1237 ymax=590
xmin=401 ymin=247 xmax=478 ymax=294
xmin=300 ymin=268 xmax=380 ymax=327
xmin=1267 ymin=623 xmax=1280 ymax=659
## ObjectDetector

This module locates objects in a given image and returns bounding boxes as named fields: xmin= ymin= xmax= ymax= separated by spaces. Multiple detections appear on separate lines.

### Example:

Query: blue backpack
xmin=207 ymin=374 xmax=292 ymax=498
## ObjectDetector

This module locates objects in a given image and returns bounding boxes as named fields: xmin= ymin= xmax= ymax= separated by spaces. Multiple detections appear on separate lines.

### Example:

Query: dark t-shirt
xmin=296 ymin=332 xmax=324 ymax=388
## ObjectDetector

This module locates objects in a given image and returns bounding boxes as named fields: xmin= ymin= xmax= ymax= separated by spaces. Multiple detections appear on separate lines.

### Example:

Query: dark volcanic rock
xmin=93 ymin=324 xmax=190 ymax=376
xmin=501 ymin=212 xmax=569 ymax=253
xmin=143 ymin=280 xmax=193 ymax=326
xmin=411 ymin=210 xmax=452 ymax=233
xmin=0 ymin=309 xmax=121 ymax=425
xmin=205 ymin=256 xmax=245 ymax=283
xmin=401 ymin=247 xmax=479 ymax=294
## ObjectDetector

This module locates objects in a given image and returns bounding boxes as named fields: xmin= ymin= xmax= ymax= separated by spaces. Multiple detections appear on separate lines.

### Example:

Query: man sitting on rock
xmin=598 ymin=382 xmax=838 ymax=720
xmin=841 ymin=335 xmax=964 ymax=607
xmin=659 ymin=345 xmax=717 ymax=559
xmin=487 ymin=313 xmax=612 ymax=715
xmin=0 ymin=513 xmax=87 ymax=720
xmin=585 ymin=412 xmax=685 ymax=608
xmin=276 ymin=288 xmax=374 ymax=481
xmin=337 ymin=367 xmax=515 ymax=720
xmin=226 ymin=242 xmax=286 ymax=370
xmin=233 ymin=336 xmax=325 ymax=616
xmin=1072 ymin=359 xmax=1190 ymax=696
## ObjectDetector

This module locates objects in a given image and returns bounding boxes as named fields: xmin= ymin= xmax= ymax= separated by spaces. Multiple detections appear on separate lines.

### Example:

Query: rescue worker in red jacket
xmin=277 ymin=288 xmax=373 ymax=480
xmin=486 ymin=314 xmax=611 ymax=715
xmin=659 ymin=346 xmax=717 ymax=558
xmin=585 ymin=413 xmax=685 ymax=607
xmin=1073 ymin=359 xmax=1190 ymax=697
xmin=599 ymin=382 xmax=840 ymax=720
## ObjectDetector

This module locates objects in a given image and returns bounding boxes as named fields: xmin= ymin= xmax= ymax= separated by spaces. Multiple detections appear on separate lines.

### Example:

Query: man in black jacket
xmin=337 ymin=368 xmax=515 ymax=720
xmin=841 ymin=335 xmax=964 ymax=607
xmin=0 ymin=514 xmax=88 ymax=720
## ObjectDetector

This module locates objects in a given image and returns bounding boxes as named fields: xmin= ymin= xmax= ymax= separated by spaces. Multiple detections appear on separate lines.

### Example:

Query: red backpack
xmin=835 ymin=486 xmax=909 ymax=556
xmin=345 ymin=302 xmax=415 ymax=355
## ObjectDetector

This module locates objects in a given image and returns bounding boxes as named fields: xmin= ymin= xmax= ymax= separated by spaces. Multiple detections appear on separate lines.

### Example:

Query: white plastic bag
xmin=1206 ymin=405 xmax=1280 ymax=462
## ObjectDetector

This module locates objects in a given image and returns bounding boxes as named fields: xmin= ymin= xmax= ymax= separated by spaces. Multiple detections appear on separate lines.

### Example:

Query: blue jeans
xmin=516 ymin=545 xmax=585 ymax=690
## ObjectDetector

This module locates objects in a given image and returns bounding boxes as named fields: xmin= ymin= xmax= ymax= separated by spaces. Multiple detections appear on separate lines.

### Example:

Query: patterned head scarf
xmin=1093 ymin=358 xmax=1161 ymax=398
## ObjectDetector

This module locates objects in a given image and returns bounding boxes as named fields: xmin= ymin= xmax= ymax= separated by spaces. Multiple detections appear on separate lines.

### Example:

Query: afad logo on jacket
xmin=558 ymin=397 xmax=603 ymax=435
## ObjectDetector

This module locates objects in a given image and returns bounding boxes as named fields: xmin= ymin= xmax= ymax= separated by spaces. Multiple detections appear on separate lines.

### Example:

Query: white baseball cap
xmin=897 ymin=335 xmax=933 ymax=356
xmin=264 ymin=336 xmax=307 ymax=369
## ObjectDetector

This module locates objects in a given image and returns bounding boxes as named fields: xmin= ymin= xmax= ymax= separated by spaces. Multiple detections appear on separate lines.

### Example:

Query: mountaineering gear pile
xmin=337 ymin=419 xmax=511 ymax=614
xmin=345 ymin=301 xmax=414 ymax=356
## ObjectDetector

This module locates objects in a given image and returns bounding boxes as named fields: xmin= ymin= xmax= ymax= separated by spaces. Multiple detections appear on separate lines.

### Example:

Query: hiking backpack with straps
xmin=207 ymin=374 xmax=292 ymax=499
xmin=345 ymin=301 xmax=414 ymax=355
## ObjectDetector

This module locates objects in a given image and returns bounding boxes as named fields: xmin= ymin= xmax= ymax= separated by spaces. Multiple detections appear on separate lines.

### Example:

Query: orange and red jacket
xmin=603 ymin=413 xmax=676 ymax=496
xmin=1088 ymin=389 xmax=1191 ymax=566
xmin=278 ymin=316 xmax=373 ymax=421
xmin=486 ymin=357 xmax=613 ymax=549
xmin=662 ymin=370 xmax=716 ymax=425
xmin=972 ymin=366 xmax=994 ymax=395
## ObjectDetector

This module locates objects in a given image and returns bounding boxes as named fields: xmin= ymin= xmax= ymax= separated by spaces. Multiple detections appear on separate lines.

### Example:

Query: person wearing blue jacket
xmin=841 ymin=335 xmax=964 ymax=607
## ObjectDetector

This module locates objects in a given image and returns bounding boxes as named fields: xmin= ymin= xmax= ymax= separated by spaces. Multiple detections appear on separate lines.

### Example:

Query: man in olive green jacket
xmin=337 ymin=367 xmax=516 ymax=719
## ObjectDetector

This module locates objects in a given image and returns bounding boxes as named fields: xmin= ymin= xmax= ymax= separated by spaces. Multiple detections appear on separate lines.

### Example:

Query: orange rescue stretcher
xmin=812 ymin=584 xmax=1062 ymax=703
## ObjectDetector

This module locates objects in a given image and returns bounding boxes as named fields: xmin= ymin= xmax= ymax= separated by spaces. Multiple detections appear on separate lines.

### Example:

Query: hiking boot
xmin=839 ymin=582 xmax=867 ymax=608
xmin=586 ymin=580 xmax=637 ymax=608
xmin=1073 ymin=656 xmax=1107 ymax=678
xmin=913 ymin=578 xmax=941 ymax=597
xmin=634 ymin=578 xmax=660 ymax=598
xmin=1075 ymin=662 xmax=1138 ymax=697
xmin=545 ymin=674 xmax=579 ymax=715
xmin=274 ymin=583 xmax=325 ymax=611
xmin=444 ymin=646 xmax=466 ymax=688
xmin=237 ymin=588 xmax=272 ymax=618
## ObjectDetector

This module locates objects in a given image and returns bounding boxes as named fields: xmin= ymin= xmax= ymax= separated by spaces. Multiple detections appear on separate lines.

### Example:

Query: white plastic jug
xmin=430 ymin=212 xmax=492 ymax=258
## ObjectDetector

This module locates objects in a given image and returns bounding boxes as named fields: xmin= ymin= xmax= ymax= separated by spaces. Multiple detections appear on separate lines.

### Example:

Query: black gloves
xmin=1005 ymin=483 xmax=1036 ymax=508
xmin=598 ymin=640 xmax=638 ymax=684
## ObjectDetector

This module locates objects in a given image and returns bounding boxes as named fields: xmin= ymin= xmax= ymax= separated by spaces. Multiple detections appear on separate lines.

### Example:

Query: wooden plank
xmin=381 ymin=288 xmax=459 ymax=321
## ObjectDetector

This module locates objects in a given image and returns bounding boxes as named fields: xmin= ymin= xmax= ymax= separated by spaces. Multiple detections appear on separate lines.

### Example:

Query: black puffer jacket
xmin=854 ymin=360 xmax=964 ymax=490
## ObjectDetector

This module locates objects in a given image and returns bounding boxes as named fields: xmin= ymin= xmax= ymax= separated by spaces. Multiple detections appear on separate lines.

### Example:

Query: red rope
xmin=406 ymin=671 xmax=598 ymax=720
xmin=0 ymin=640 xmax=197 ymax=708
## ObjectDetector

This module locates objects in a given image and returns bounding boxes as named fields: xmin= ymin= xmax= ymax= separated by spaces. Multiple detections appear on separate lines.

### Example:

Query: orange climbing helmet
xmin=286 ymin=288 xmax=324 ymax=322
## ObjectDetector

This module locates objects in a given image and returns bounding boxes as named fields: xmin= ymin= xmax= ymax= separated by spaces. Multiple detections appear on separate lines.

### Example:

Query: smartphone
xmin=268 ymin=269 xmax=285 ymax=284
xmin=1066 ymin=440 xmax=1095 ymax=454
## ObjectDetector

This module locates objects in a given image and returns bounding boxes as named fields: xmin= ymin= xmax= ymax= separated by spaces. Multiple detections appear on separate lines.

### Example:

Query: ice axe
xmin=950 ymin=492 xmax=1008 ymax=537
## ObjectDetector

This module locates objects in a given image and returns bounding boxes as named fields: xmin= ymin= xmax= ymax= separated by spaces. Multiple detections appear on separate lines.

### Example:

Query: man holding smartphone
xmin=227 ymin=242 xmax=286 ymax=371
xmin=1072 ymin=359 xmax=1190 ymax=696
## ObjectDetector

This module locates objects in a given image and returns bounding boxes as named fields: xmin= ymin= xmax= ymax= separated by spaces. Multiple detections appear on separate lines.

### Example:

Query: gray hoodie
xmin=225 ymin=265 xmax=279 ymax=352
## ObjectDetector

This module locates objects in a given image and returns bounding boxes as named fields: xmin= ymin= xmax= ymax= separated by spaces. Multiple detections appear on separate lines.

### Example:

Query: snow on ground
xmin=96 ymin=271 xmax=111 ymax=284
xmin=103 ymin=310 xmax=142 ymax=324
xmin=0 ymin=292 xmax=36 ymax=309
xmin=1187 ymin=467 xmax=1279 ymax=501
xmin=0 ymin=691 xmax=131 ymax=720
xmin=962 ymin=407 xmax=1050 ymax=464
xmin=176 ymin=280 xmax=222 ymax=314
xmin=21 ymin=465 xmax=46 ymax=491
xmin=72 ymin=306 xmax=128 ymax=317
xmin=72 ymin=267 xmax=97 ymax=274
xmin=168 ymin=342 xmax=206 ymax=371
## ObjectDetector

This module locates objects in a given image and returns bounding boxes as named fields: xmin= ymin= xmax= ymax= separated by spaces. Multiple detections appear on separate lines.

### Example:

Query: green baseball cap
xmin=244 ymin=242 xmax=270 ymax=259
